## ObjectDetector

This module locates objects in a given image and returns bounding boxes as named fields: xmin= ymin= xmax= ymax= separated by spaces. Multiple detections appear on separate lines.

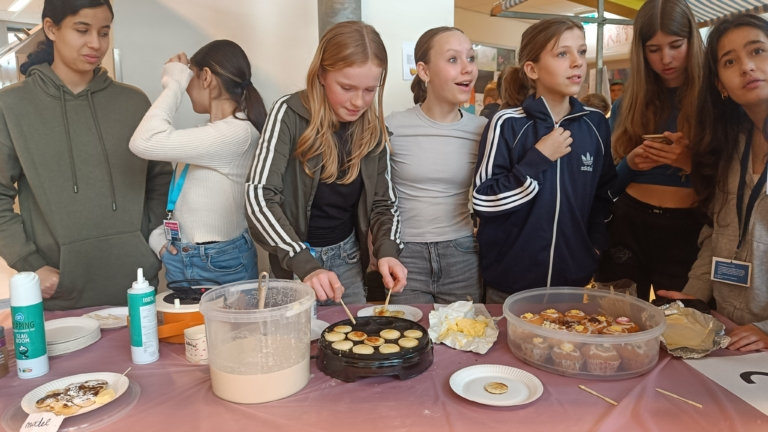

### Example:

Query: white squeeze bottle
xmin=127 ymin=268 xmax=159 ymax=364
xmin=9 ymin=272 xmax=49 ymax=379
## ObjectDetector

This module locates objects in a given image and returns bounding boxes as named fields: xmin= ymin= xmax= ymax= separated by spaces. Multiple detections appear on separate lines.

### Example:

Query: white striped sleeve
xmin=245 ymin=95 xmax=306 ymax=257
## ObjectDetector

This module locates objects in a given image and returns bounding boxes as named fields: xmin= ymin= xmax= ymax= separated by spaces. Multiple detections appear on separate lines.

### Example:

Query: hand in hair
xmin=535 ymin=128 xmax=573 ymax=161
xmin=377 ymin=257 xmax=407 ymax=292
xmin=166 ymin=52 xmax=190 ymax=66
xmin=640 ymin=132 xmax=692 ymax=172
xmin=303 ymin=269 xmax=345 ymax=302
xmin=727 ymin=324 xmax=768 ymax=352
xmin=35 ymin=266 xmax=60 ymax=299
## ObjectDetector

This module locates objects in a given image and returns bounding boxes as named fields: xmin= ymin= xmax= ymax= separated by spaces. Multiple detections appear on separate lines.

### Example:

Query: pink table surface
xmin=1 ymin=304 xmax=766 ymax=432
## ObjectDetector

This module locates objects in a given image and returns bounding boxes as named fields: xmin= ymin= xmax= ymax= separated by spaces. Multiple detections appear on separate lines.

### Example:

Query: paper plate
xmin=48 ymin=332 xmax=101 ymax=357
xmin=311 ymin=320 xmax=330 ymax=341
xmin=357 ymin=305 xmax=423 ymax=322
xmin=21 ymin=372 xmax=130 ymax=417
xmin=450 ymin=364 xmax=543 ymax=407
xmin=45 ymin=317 xmax=101 ymax=344
xmin=83 ymin=307 xmax=129 ymax=329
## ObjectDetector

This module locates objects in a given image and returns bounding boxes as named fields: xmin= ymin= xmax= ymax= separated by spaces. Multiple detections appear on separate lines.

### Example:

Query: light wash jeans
xmin=161 ymin=230 xmax=259 ymax=285
xmin=308 ymin=233 xmax=367 ymax=306
xmin=390 ymin=234 xmax=482 ymax=304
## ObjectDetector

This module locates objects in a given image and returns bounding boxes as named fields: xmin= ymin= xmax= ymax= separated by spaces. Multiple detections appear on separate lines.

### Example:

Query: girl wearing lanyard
xmin=245 ymin=21 xmax=406 ymax=304
xmin=658 ymin=14 xmax=768 ymax=352
xmin=130 ymin=40 xmax=267 ymax=285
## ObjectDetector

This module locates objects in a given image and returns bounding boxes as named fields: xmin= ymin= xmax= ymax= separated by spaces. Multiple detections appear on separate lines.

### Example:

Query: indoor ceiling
xmin=455 ymin=0 xmax=595 ymax=16
xmin=0 ymin=0 xmax=43 ymax=26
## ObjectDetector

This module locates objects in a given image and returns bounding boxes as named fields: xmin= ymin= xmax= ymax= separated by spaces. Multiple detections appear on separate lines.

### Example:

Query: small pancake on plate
xmin=323 ymin=331 xmax=346 ymax=342
xmin=379 ymin=343 xmax=400 ymax=354
xmin=334 ymin=325 xmax=353 ymax=333
xmin=403 ymin=329 xmax=423 ymax=339
xmin=398 ymin=337 xmax=419 ymax=348
xmin=484 ymin=382 xmax=509 ymax=395
xmin=347 ymin=331 xmax=367 ymax=341
xmin=352 ymin=344 xmax=375 ymax=354
xmin=332 ymin=340 xmax=354 ymax=351
xmin=364 ymin=337 xmax=385 ymax=347
xmin=380 ymin=329 xmax=401 ymax=340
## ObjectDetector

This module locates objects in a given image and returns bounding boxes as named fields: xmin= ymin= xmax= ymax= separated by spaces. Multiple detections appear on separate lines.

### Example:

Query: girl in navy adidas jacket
xmin=473 ymin=18 xmax=616 ymax=303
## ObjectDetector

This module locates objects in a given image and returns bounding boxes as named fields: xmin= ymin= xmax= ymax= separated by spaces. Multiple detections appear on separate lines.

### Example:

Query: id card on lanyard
xmin=711 ymin=126 xmax=766 ymax=287
xmin=164 ymin=163 xmax=190 ymax=242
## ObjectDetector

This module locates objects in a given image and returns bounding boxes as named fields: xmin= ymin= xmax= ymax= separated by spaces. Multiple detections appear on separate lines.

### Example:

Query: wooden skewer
xmin=655 ymin=388 xmax=702 ymax=408
xmin=339 ymin=299 xmax=356 ymax=324
xmin=383 ymin=289 xmax=392 ymax=312
xmin=579 ymin=385 xmax=618 ymax=406
xmin=105 ymin=367 xmax=132 ymax=392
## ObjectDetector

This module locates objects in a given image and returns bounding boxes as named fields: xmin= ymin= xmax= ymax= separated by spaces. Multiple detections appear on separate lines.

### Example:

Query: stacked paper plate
xmin=45 ymin=317 xmax=101 ymax=356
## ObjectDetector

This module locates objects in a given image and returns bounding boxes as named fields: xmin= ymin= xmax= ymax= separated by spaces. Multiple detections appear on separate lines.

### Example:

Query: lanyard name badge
xmin=164 ymin=164 xmax=190 ymax=242
xmin=711 ymin=127 xmax=767 ymax=287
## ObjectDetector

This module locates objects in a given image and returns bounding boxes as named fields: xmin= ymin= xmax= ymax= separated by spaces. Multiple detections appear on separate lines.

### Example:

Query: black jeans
xmin=595 ymin=193 xmax=706 ymax=301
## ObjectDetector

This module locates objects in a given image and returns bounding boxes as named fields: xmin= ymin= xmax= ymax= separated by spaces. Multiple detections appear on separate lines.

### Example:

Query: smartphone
xmin=642 ymin=134 xmax=673 ymax=145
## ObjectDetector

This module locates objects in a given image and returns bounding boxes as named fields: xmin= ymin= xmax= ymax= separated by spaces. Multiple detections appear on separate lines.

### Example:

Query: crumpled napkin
xmin=428 ymin=301 xmax=499 ymax=354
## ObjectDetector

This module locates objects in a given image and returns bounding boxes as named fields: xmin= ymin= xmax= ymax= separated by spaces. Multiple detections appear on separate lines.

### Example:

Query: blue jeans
xmin=390 ymin=234 xmax=482 ymax=304
xmin=308 ymin=233 xmax=366 ymax=306
xmin=161 ymin=230 xmax=259 ymax=286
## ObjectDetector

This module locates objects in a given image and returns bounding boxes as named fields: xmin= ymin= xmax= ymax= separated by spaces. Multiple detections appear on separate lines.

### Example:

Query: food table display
xmin=1 ymin=303 xmax=766 ymax=432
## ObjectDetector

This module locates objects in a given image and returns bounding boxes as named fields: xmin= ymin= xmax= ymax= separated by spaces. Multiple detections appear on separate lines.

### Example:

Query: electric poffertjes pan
xmin=316 ymin=316 xmax=433 ymax=382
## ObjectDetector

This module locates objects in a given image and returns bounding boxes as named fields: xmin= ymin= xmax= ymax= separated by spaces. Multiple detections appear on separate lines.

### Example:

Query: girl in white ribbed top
xmin=130 ymin=40 xmax=267 ymax=285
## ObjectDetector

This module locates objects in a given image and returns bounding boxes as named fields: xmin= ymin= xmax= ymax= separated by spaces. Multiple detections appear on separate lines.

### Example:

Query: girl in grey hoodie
xmin=0 ymin=0 xmax=171 ymax=310
xmin=658 ymin=14 xmax=768 ymax=352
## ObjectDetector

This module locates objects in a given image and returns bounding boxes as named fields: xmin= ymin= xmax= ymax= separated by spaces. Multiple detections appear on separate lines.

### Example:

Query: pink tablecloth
xmin=1 ymin=305 xmax=766 ymax=432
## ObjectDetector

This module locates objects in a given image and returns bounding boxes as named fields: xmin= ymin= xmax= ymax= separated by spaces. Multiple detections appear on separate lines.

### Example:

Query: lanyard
xmin=735 ymin=126 xmax=768 ymax=255
xmin=166 ymin=163 xmax=190 ymax=216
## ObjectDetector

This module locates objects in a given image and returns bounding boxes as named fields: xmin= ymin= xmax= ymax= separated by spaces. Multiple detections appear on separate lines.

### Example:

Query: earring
xmin=425 ymin=81 xmax=428 ymax=88
xmin=721 ymin=92 xmax=728 ymax=100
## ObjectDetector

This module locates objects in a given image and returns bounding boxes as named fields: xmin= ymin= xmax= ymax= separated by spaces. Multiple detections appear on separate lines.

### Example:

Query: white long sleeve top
xmin=129 ymin=62 xmax=259 ymax=256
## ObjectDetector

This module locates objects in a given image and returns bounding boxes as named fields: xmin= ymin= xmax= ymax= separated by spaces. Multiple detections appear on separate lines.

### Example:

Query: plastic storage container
xmin=503 ymin=287 xmax=666 ymax=380
xmin=199 ymin=279 xmax=315 ymax=403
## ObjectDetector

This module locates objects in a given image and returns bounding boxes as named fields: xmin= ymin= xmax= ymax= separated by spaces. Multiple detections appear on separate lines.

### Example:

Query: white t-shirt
xmin=386 ymin=105 xmax=487 ymax=242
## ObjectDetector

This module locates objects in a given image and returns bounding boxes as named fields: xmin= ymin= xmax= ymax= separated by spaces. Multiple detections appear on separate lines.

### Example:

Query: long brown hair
xmin=502 ymin=18 xmax=585 ymax=108
xmin=411 ymin=26 xmax=465 ymax=104
xmin=692 ymin=14 xmax=768 ymax=216
xmin=296 ymin=21 xmax=388 ymax=184
xmin=612 ymin=0 xmax=704 ymax=160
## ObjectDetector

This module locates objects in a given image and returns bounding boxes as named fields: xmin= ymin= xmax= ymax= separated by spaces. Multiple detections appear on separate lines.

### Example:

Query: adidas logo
xmin=581 ymin=152 xmax=593 ymax=171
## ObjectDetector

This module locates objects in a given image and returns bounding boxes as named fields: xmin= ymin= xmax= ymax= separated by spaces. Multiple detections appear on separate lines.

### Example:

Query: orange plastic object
xmin=127 ymin=311 xmax=204 ymax=344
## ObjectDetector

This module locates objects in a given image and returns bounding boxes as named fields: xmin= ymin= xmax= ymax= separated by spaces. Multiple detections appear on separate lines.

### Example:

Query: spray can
xmin=9 ymin=272 xmax=49 ymax=379
xmin=127 ymin=268 xmax=159 ymax=364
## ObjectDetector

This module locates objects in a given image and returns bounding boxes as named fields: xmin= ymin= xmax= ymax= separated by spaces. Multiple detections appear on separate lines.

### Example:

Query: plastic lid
xmin=9 ymin=272 xmax=41 ymax=306
xmin=132 ymin=268 xmax=149 ymax=290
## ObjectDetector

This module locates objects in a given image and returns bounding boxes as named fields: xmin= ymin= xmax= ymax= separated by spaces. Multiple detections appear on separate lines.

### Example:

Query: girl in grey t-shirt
xmin=386 ymin=27 xmax=487 ymax=304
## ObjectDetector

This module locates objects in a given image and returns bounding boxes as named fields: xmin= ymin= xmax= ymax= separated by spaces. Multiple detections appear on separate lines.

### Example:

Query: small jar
xmin=0 ymin=326 xmax=9 ymax=379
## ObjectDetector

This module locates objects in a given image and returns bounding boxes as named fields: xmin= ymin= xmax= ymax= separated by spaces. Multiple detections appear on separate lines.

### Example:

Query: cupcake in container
xmin=581 ymin=344 xmax=622 ymax=375
xmin=521 ymin=337 xmax=552 ymax=364
xmin=616 ymin=342 xmax=655 ymax=372
xmin=551 ymin=343 xmax=584 ymax=373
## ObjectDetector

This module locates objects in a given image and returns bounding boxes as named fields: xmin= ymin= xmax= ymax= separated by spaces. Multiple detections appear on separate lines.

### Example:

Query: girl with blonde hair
xmin=596 ymin=0 xmax=706 ymax=301
xmin=245 ymin=21 xmax=406 ymax=304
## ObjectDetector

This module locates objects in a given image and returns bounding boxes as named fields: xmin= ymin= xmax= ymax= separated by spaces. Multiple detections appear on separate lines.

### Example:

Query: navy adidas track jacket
xmin=472 ymin=95 xmax=616 ymax=294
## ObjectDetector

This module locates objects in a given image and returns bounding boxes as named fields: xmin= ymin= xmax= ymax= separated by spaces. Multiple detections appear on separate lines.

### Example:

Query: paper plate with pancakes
xmin=21 ymin=372 xmax=129 ymax=417
xmin=357 ymin=305 xmax=423 ymax=322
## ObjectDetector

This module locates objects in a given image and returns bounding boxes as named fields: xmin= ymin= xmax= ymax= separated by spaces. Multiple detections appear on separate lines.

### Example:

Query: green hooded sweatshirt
xmin=0 ymin=64 xmax=172 ymax=310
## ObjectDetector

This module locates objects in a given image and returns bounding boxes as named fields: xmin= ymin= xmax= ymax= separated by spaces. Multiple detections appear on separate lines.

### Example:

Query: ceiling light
xmin=8 ymin=0 xmax=33 ymax=13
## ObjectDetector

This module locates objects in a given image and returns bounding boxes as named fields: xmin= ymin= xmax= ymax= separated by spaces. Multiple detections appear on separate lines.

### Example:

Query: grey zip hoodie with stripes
xmin=245 ymin=92 xmax=402 ymax=280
